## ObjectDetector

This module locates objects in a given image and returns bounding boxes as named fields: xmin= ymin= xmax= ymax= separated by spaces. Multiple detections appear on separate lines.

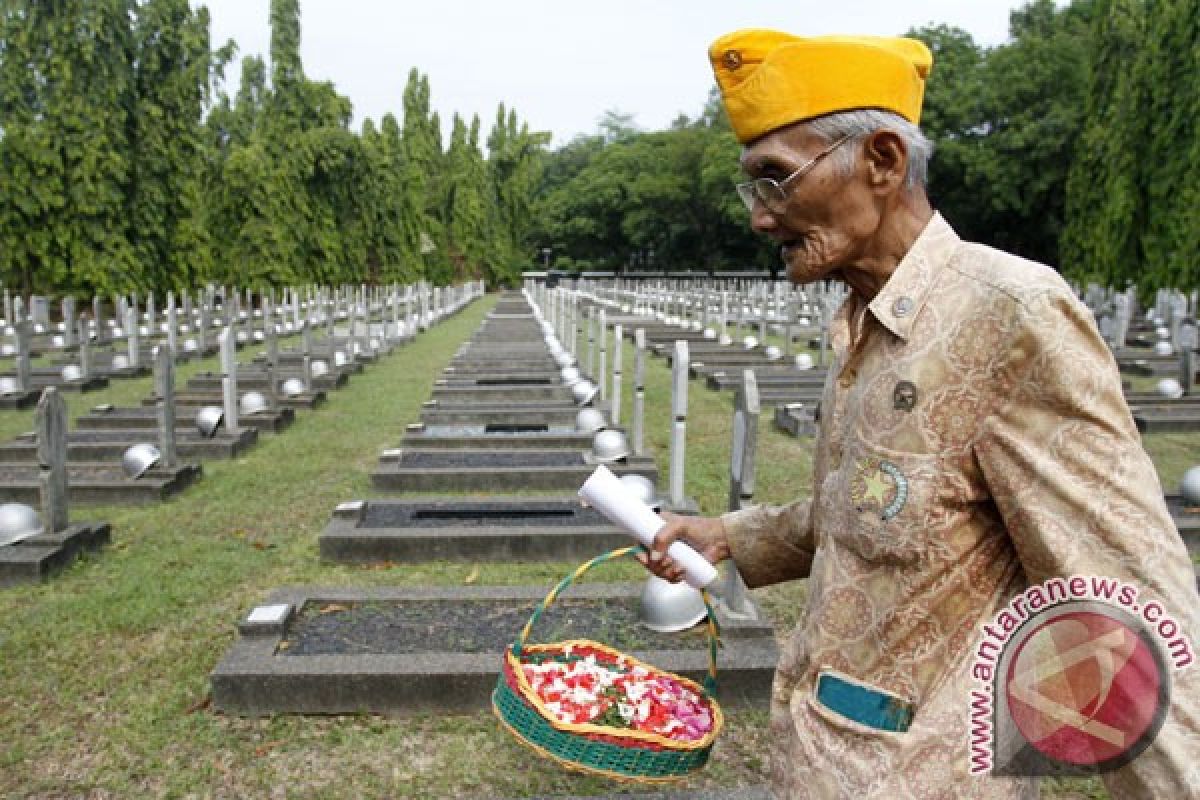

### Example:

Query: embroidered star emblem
xmin=862 ymin=469 xmax=891 ymax=506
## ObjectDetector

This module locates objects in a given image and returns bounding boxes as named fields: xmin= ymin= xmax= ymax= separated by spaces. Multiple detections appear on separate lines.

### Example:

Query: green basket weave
xmin=492 ymin=545 xmax=723 ymax=783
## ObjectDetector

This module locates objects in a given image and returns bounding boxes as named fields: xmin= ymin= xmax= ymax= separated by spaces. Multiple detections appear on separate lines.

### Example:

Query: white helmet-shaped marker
xmin=1181 ymin=466 xmax=1200 ymax=505
xmin=575 ymin=407 xmax=607 ymax=434
xmin=239 ymin=390 xmax=270 ymax=416
xmin=589 ymin=428 xmax=630 ymax=463
xmin=195 ymin=406 xmax=224 ymax=438
xmin=572 ymin=379 xmax=600 ymax=406
xmin=0 ymin=502 xmax=43 ymax=546
xmin=639 ymin=575 xmax=709 ymax=633
xmin=122 ymin=443 xmax=162 ymax=479
xmin=1156 ymin=378 xmax=1184 ymax=399
xmin=280 ymin=378 xmax=306 ymax=397
xmin=618 ymin=473 xmax=658 ymax=508
xmin=794 ymin=353 xmax=814 ymax=370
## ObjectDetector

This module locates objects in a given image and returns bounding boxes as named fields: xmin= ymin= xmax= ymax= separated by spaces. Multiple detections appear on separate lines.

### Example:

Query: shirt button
xmin=892 ymin=296 xmax=914 ymax=317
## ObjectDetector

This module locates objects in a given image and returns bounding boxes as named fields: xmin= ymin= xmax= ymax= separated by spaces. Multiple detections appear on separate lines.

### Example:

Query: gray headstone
xmin=36 ymin=387 xmax=69 ymax=533
xmin=2 ymin=289 xmax=11 ymax=324
xmin=633 ymin=328 xmax=646 ymax=457
xmin=77 ymin=319 xmax=92 ymax=379
xmin=92 ymin=296 xmax=103 ymax=333
xmin=155 ymin=347 xmax=177 ymax=467
xmin=1183 ymin=347 xmax=1196 ymax=397
xmin=197 ymin=304 xmax=209 ymax=351
xmin=265 ymin=318 xmax=278 ymax=366
xmin=29 ymin=295 xmax=50 ymax=327
xmin=611 ymin=323 xmax=623 ymax=426
xmin=166 ymin=295 xmax=178 ymax=356
xmin=125 ymin=308 xmax=140 ymax=369
xmin=598 ymin=309 xmax=608 ymax=401
xmin=14 ymin=320 xmax=31 ymax=392
xmin=62 ymin=297 xmax=77 ymax=347
xmin=669 ymin=340 xmax=689 ymax=506
xmin=220 ymin=327 xmax=239 ymax=434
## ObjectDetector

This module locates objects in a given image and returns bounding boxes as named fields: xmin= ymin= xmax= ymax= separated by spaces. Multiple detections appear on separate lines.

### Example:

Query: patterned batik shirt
xmin=723 ymin=213 xmax=1200 ymax=799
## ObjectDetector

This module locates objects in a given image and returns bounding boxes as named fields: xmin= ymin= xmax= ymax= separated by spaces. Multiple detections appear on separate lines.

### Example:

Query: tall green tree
xmin=400 ymin=69 xmax=446 ymax=281
xmin=487 ymin=104 xmax=551 ymax=285
xmin=1060 ymin=0 xmax=1148 ymax=285
xmin=130 ymin=0 xmax=231 ymax=290
xmin=1136 ymin=0 xmax=1199 ymax=289
xmin=0 ymin=0 xmax=139 ymax=294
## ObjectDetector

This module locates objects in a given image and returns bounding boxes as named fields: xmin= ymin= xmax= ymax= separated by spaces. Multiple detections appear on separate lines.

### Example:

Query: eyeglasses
xmin=735 ymin=135 xmax=853 ymax=213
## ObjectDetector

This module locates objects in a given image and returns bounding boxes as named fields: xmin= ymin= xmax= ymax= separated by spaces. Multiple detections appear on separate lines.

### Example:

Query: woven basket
xmin=492 ymin=545 xmax=723 ymax=782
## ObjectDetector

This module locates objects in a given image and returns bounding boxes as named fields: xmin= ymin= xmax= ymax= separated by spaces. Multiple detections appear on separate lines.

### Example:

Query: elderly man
xmin=645 ymin=29 xmax=1200 ymax=798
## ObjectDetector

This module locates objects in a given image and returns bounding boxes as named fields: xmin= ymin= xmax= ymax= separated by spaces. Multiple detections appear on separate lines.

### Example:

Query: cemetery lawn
xmin=0 ymin=294 xmax=1189 ymax=798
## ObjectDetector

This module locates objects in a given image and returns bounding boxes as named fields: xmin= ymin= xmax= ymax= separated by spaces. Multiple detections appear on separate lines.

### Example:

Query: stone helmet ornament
xmin=639 ymin=575 xmax=709 ymax=633
xmin=121 ymin=443 xmax=162 ymax=479
xmin=572 ymin=379 xmax=600 ymax=406
xmin=239 ymin=390 xmax=270 ymax=416
xmin=588 ymin=429 xmax=631 ymax=463
xmin=575 ymin=407 xmax=607 ymax=434
xmin=0 ymin=502 xmax=43 ymax=546
xmin=195 ymin=406 xmax=224 ymax=438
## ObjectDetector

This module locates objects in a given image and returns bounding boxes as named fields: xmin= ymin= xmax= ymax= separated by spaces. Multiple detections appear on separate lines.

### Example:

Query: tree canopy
xmin=0 ymin=0 xmax=1194 ymax=294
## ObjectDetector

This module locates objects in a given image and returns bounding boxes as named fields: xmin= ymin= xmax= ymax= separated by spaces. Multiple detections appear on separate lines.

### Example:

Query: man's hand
xmin=637 ymin=512 xmax=732 ymax=584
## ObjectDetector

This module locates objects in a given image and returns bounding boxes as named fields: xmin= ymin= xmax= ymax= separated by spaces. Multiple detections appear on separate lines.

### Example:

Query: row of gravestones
xmin=565 ymin=277 xmax=1200 ymax=568
xmin=0 ymin=283 xmax=483 ymax=586
xmin=210 ymin=289 xmax=779 ymax=795
xmin=0 ymin=282 xmax=460 ymax=409
xmin=568 ymin=275 xmax=1200 ymax=439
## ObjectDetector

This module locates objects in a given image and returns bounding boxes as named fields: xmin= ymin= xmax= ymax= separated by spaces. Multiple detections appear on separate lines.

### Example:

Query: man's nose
xmin=748 ymin=200 xmax=779 ymax=235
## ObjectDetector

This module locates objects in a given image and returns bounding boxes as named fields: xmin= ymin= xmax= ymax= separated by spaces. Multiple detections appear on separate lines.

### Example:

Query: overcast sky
xmin=194 ymin=1 xmax=1040 ymax=147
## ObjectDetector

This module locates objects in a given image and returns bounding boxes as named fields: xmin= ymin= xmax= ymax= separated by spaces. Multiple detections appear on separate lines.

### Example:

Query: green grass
xmin=0 ymin=297 xmax=1194 ymax=798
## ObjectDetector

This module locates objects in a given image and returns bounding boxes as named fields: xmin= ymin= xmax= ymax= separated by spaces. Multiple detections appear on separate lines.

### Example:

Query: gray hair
xmin=799 ymin=109 xmax=933 ymax=189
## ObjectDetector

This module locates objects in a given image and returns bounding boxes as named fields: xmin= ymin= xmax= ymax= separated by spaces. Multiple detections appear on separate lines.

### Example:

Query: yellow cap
xmin=709 ymin=29 xmax=933 ymax=144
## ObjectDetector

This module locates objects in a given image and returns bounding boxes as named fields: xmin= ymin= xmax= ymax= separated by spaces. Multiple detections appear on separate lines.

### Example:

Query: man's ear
xmin=862 ymin=130 xmax=907 ymax=192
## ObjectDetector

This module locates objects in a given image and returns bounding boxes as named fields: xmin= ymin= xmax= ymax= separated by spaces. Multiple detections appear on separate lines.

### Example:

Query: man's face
xmin=739 ymin=126 xmax=882 ymax=286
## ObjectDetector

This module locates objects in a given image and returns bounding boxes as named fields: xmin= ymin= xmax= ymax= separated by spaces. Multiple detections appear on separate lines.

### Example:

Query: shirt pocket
xmin=804 ymin=667 xmax=912 ymax=742
xmin=822 ymin=438 xmax=947 ymax=567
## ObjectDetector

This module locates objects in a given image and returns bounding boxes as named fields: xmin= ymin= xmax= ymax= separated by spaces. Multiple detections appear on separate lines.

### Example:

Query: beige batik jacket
xmin=723 ymin=213 xmax=1200 ymax=799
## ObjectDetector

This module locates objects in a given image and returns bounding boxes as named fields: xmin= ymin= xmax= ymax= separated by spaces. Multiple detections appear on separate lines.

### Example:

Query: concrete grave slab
xmin=211 ymin=583 xmax=778 ymax=716
xmin=370 ymin=449 xmax=657 ymax=492
xmin=0 ymin=522 xmax=111 ymax=586
xmin=319 ymin=496 xmax=635 ymax=563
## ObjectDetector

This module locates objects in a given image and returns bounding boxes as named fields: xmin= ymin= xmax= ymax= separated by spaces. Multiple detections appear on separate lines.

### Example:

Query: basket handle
xmin=510 ymin=545 xmax=721 ymax=695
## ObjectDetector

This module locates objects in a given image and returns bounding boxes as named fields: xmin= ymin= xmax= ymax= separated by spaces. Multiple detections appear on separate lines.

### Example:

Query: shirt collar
xmin=867 ymin=212 xmax=960 ymax=341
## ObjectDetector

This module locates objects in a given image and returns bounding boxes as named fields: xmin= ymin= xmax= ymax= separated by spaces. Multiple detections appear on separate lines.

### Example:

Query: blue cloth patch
xmin=815 ymin=671 xmax=914 ymax=733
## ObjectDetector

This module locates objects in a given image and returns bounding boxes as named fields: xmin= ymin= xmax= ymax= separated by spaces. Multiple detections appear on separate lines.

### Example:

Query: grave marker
xmin=125 ymin=308 xmax=140 ymax=369
xmin=77 ymin=320 xmax=92 ymax=379
xmin=723 ymin=370 xmax=760 ymax=619
xmin=155 ymin=347 xmax=177 ymax=467
xmin=220 ymin=327 xmax=239 ymax=434
xmin=15 ymin=320 xmax=31 ymax=392
xmin=611 ymin=323 xmax=623 ymax=426
xmin=62 ymin=297 xmax=77 ymax=348
xmin=669 ymin=340 xmax=688 ymax=507
xmin=37 ymin=388 xmax=69 ymax=534
xmin=633 ymin=328 xmax=646 ymax=456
